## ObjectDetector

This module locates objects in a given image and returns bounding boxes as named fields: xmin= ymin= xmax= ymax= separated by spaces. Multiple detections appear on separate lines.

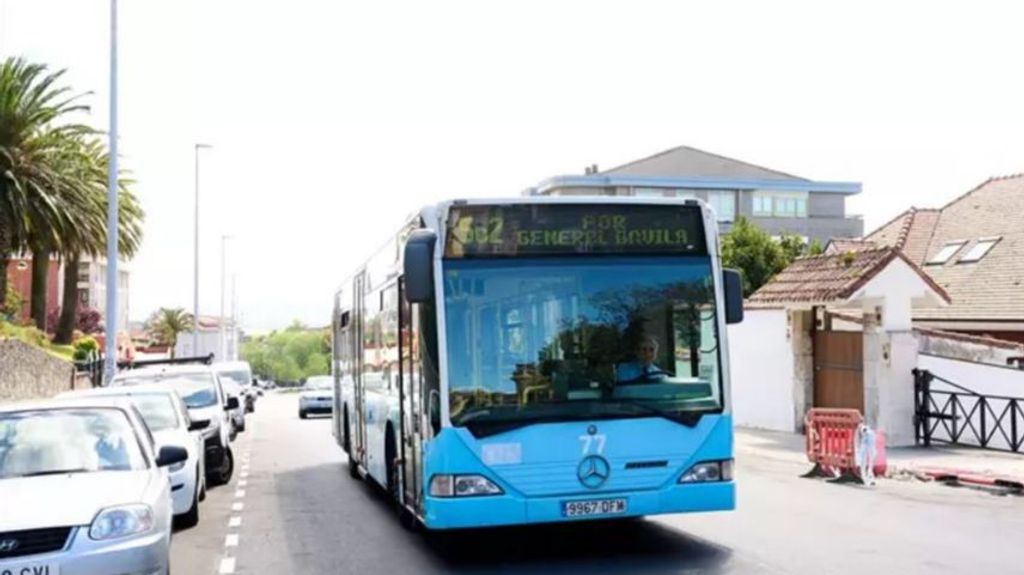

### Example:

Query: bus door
xmin=399 ymin=280 xmax=423 ymax=513
xmin=352 ymin=271 xmax=367 ymax=468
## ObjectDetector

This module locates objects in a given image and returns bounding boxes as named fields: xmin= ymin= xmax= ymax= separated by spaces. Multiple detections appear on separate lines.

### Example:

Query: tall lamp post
xmin=103 ymin=0 xmax=120 ymax=384
xmin=219 ymin=234 xmax=232 ymax=360
xmin=193 ymin=143 xmax=212 ymax=354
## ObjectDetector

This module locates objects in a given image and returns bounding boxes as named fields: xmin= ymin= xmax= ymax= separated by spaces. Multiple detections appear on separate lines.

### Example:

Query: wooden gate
xmin=813 ymin=331 xmax=864 ymax=412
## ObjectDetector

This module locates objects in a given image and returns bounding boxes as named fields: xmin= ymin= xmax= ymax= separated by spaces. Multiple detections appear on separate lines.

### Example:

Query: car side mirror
xmin=404 ymin=230 xmax=437 ymax=303
xmin=156 ymin=445 xmax=189 ymax=467
xmin=188 ymin=419 xmax=210 ymax=432
xmin=226 ymin=396 xmax=240 ymax=411
xmin=723 ymin=268 xmax=744 ymax=325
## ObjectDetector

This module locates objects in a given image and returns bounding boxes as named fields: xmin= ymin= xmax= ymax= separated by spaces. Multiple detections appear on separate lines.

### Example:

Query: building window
xmin=752 ymin=191 xmax=808 ymax=218
xmin=958 ymin=237 xmax=1000 ymax=263
xmin=632 ymin=187 xmax=668 ymax=198
xmin=706 ymin=190 xmax=736 ymax=222
xmin=926 ymin=240 xmax=966 ymax=265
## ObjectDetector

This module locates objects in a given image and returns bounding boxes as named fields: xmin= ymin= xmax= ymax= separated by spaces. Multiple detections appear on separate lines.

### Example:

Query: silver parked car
xmin=0 ymin=398 xmax=186 ymax=574
xmin=59 ymin=385 xmax=207 ymax=528
xmin=298 ymin=376 xmax=334 ymax=419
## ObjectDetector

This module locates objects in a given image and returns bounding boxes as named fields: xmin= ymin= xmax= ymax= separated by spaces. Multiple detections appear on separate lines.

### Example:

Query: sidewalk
xmin=736 ymin=426 xmax=1024 ymax=482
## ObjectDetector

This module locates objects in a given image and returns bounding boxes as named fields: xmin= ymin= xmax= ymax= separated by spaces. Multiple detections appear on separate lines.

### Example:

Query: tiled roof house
xmin=861 ymin=175 xmax=1024 ymax=343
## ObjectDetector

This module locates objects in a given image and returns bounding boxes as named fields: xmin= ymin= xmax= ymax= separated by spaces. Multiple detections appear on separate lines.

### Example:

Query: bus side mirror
xmin=723 ymin=268 xmax=744 ymax=324
xmin=404 ymin=230 xmax=437 ymax=303
xmin=428 ymin=389 xmax=441 ymax=435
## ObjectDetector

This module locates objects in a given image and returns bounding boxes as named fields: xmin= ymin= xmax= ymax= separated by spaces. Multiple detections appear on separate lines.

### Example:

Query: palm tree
xmin=148 ymin=308 xmax=195 ymax=359
xmin=0 ymin=57 xmax=90 ymax=325
xmin=52 ymin=136 xmax=144 ymax=344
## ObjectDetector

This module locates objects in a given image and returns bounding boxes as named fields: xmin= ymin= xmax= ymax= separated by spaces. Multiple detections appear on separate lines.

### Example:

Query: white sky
xmin=3 ymin=0 xmax=1024 ymax=331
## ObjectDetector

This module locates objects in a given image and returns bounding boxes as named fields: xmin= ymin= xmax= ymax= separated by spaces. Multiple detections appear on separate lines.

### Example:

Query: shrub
xmin=2 ymin=284 xmax=22 ymax=321
xmin=72 ymin=335 xmax=100 ymax=361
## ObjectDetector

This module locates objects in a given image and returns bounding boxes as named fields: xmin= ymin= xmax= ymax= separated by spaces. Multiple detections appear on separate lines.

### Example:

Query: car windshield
xmin=304 ymin=377 xmax=333 ymax=391
xmin=117 ymin=373 xmax=218 ymax=409
xmin=216 ymin=369 xmax=252 ymax=387
xmin=126 ymin=394 xmax=179 ymax=432
xmin=443 ymin=256 xmax=722 ymax=432
xmin=0 ymin=408 xmax=147 ymax=479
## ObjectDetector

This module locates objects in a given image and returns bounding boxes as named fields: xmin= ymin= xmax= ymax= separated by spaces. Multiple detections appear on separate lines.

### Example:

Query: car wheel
xmin=175 ymin=475 xmax=201 ymax=529
xmin=299 ymin=410 xmax=307 ymax=420
xmin=211 ymin=446 xmax=234 ymax=486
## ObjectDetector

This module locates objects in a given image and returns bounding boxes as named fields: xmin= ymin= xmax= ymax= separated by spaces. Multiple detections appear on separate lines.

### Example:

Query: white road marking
xmin=240 ymin=471 xmax=250 ymax=479
xmin=238 ymin=479 xmax=248 ymax=487
xmin=225 ymin=534 xmax=239 ymax=547
xmin=219 ymin=557 xmax=236 ymax=574
xmin=232 ymin=502 xmax=245 ymax=511
xmin=229 ymin=516 xmax=242 ymax=528
xmin=235 ymin=489 xmax=246 ymax=498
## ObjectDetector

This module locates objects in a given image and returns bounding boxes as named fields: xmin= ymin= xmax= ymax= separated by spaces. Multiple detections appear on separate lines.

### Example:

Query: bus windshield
xmin=443 ymin=255 xmax=722 ymax=433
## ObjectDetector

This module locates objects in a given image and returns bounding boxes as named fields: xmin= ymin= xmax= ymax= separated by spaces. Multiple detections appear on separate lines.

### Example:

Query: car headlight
xmin=678 ymin=460 xmax=733 ymax=484
xmin=429 ymin=474 xmax=503 ymax=497
xmin=89 ymin=504 xmax=154 ymax=541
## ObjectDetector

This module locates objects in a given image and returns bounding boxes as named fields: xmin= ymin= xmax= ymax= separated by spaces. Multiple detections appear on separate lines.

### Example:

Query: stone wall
xmin=0 ymin=338 xmax=82 ymax=403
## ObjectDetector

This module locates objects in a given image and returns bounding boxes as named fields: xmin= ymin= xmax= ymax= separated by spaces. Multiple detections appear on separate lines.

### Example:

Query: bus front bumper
xmin=423 ymin=481 xmax=734 ymax=530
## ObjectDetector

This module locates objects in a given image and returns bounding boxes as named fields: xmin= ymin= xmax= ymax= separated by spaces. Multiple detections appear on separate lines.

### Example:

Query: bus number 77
xmin=579 ymin=434 xmax=606 ymax=456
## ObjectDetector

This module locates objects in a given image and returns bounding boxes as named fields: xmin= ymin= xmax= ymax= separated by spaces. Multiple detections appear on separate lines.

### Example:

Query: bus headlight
xmin=678 ymin=460 xmax=733 ymax=484
xmin=429 ymin=474 xmax=504 ymax=497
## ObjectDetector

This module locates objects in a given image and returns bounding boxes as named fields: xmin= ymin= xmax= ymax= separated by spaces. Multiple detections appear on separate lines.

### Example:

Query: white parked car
xmin=59 ymin=385 xmax=207 ymax=528
xmin=214 ymin=361 xmax=259 ymax=413
xmin=114 ymin=365 xmax=238 ymax=486
xmin=0 ymin=398 xmax=185 ymax=574
xmin=298 ymin=376 xmax=335 ymax=419
xmin=220 ymin=380 xmax=247 ymax=436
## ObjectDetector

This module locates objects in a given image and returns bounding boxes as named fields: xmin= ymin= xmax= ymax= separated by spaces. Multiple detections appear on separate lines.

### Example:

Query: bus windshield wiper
xmin=604 ymin=399 xmax=706 ymax=427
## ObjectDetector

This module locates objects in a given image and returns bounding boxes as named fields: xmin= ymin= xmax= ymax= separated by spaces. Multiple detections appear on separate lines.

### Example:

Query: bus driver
xmin=616 ymin=336 xmax=669 ymax=384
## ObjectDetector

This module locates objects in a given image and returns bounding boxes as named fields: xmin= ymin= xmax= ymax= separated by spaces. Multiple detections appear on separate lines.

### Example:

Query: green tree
xmin=721 ymin=217 xmax=788 ymax=296
xmin=241 ymin=326 xmax=330 ymax=383
xmin=147 ymin=308 xmax=195 ymax=358
xmin=0 ymin=57 xmax=90 ymax=328
xmin=52 ymin=136 xmax=144 ymax=344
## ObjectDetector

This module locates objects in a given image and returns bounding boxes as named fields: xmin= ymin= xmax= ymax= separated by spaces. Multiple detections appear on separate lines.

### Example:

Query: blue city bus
xmin=331 ymin=197 xmax=744 ymax=529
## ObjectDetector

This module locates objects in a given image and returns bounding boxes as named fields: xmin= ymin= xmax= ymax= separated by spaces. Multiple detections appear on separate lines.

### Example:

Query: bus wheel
xmin=385 ymin=427 xmax=400 ymax=504
xmin=345 ymin=411 xmax=359 ymax=479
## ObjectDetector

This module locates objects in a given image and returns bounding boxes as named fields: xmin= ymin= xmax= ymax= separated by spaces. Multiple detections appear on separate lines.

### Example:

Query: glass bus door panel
xmin=399 ymin=287 xmax=423 ymax=512
xmin=352 ymin=272 xmax=367 ymax=467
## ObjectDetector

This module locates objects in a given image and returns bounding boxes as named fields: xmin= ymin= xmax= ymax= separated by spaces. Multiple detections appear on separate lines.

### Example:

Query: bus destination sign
xmin=444 ymin=203 xmax=707 ymax=258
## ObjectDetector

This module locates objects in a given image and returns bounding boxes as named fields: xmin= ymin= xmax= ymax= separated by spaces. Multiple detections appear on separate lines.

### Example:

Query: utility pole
xmin=103 ymin=0 xmax=120 ymax=384
xmin=219 ymin=235 xmax=231 ymax=360
xmin=193 ymin=143 xmax=211 ymax=354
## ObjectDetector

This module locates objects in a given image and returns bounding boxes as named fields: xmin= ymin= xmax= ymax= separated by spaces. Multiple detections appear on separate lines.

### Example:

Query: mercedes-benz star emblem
xmin=577 ymin=455 xmax=611 ymax=489
xmin=0 ymin=538 xmax=19 ymax=553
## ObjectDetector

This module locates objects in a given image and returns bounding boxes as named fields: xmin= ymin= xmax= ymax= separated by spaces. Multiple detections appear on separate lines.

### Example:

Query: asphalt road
xmin=171 ymin=393 xmax=1024 ymax=575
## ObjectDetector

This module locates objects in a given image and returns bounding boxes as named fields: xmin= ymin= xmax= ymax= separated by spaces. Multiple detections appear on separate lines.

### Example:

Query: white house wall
xmin=919 ymin=354 xmax=1024 ymax=399
xmin=728 ymin=309 xmax=797 ymax=432
xmin=918 ymin=354 xmax=1024 ymax=451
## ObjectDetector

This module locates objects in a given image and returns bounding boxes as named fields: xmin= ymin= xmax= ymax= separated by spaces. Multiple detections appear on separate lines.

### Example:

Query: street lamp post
xmin=219 ymin=235 xmax=232 ymax=361
xmin=193 ymin=143 xmax=211 ymax=355
xmin=103 ymin=0 xmax=120 ymax=384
